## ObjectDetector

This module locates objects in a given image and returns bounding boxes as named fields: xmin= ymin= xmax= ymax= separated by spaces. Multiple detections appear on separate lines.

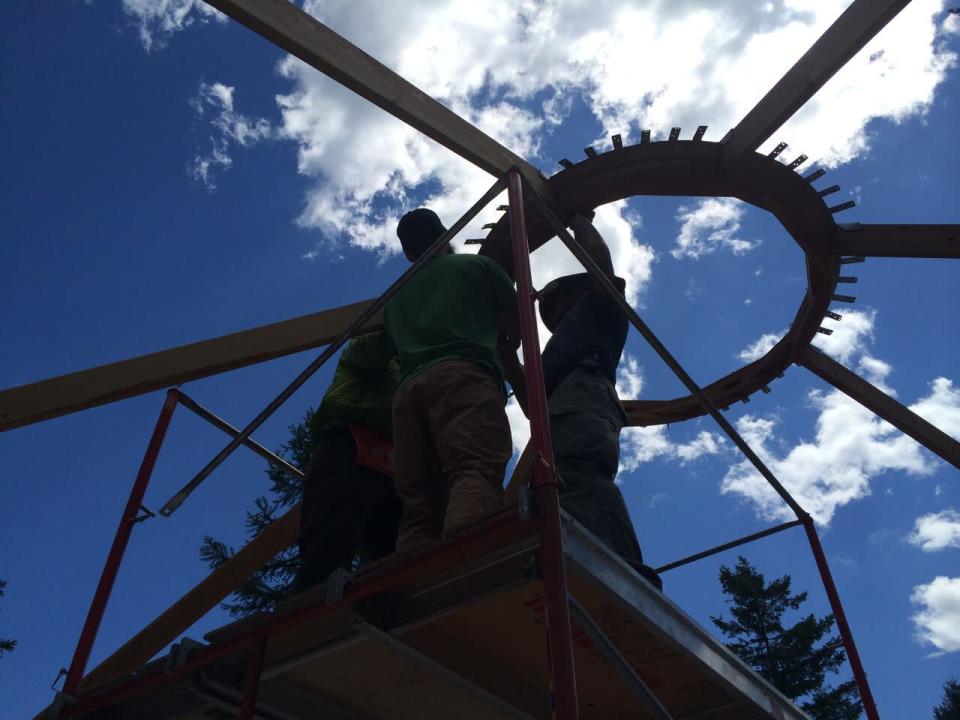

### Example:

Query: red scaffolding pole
xmin=505 ymin=168 xmax=579 ymax=720
xmin=803 ymin=519 xmax=879 ymax=720
xmin=523 ymin=180 xmax=879 ymax=720
xmin=239 ymin=639 xmax=267 ymax=720
xmin=62 ymin=389 xmax=179 ymax=696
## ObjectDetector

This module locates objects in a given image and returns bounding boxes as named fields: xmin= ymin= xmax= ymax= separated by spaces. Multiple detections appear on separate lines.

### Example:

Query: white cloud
xmin=909 ymin=509 xmax=960 ymax=552
xmin=858 ymin=355 xmax=893 ymax=386
xmin=767 ymin=0 xmax=958 ymax=167
xmin=811 ymin=310 xmax=877 ymax=365
xmin=649 ymin=492 xmax=670 ymax=508
xmin=720 ymin=381 xmax=943 ymax=526
xmin=911 ymin=576 xmax=960 ymax=654
xmin=945 ymin=11 xmax=960 ymax=36
xmin=676 ymin=431 xmax=724 ymax=462
xmin=619 ymin=425 xmax=726 ymax=473
xmin=620 ymin=426 xmax=677 ymax=472
xmin=738 ymin=330 xmax=785 ymax=363
xmin=615 ymin=354 xmax=645 ymax=398
xmin=736 ymin=309 xmax=877 ymax=365
xmin=124 ymin=1 xmax=957 ymax=264
xmin=910 ymin=377 xmax=960 ymax=439
xmin=672 ymin=198 xmax=757 ymax=259
xmin=722 ymin=332 xmax=960 ymax=526
xmin=121 ymin=0 xmax=224 ymax=51
xmin=189 ymin=82 xmax=274 ymax=190
xmin=615 ymin=356 xmax=725 ymax=472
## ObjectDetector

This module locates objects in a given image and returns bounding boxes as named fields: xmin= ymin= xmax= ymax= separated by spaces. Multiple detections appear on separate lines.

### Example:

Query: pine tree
xmin=0 ymin=579 xmax=16 ymax=658
xmin=199 ymin=410 xmax=318 ymax=617
xmin=711 ymin=556 xmax=861 ymax=720
xmin=934 ymin=677 xmax=960 ymax=720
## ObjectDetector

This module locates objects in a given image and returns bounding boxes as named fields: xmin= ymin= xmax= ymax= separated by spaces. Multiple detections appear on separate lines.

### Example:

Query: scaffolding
xmin=4 ymin=0 xmax=958 ymax=718
xmin=34 ymin=169 xmax=879 ymax=719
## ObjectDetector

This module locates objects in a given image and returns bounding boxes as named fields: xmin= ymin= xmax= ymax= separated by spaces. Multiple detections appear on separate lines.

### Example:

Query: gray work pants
xmin=549 ymin=368 xmax=645 ymax=566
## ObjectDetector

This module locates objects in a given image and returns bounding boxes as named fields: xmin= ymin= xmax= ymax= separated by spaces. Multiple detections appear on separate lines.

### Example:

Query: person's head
xmin=538 ymin=273 xmax=591 ymax=332
xmin=396 ymin=208 xmax=450 ymax=261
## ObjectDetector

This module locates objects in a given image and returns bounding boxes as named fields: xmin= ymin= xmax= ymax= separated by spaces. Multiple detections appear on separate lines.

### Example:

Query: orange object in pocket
xmin=348 ymin=424 xmax=394 ymax=477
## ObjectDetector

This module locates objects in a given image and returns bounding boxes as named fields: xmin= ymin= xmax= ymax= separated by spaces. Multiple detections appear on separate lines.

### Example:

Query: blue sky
xmin=1 ymin=1 xmax=959 ymax=718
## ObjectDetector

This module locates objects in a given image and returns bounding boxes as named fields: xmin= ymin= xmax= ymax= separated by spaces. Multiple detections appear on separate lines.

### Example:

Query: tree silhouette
xmin=199 ymin=410 xmax=316 ymax=617
xmin=712 ymin=556 xmax=861 ymax=720
xmin=934 ymin=677 xmax=960 ymax=720
xmin=0 ymin=579 xmax=16 ymax=658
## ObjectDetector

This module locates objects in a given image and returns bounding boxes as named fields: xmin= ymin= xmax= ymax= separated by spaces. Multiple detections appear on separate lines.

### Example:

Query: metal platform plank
xmin=562 ymin=515 xmax=810 ymax=720
xmin=278 ymin=624 xmax=535 ymax=720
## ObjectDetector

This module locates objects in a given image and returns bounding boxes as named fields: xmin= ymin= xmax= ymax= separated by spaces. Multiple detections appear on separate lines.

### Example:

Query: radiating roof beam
xmin=203 ymin=0 xmax=549 ymax=195
xmin=0 ymin=299 xmax=382 ymax=432
xmin=834 ymin=224 xmax=960 ymax=258
xmin=800 ymin=346 xmax=960 ymax=469
xmin=79 ymin=504 xmax=301 ymax=692
xmin=725 ymin=0 xmax=910 ymax=155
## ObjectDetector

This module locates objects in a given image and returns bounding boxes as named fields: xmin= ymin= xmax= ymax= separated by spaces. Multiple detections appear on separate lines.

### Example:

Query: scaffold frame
xmin=5 ymin=1 xmax=957 ymax=718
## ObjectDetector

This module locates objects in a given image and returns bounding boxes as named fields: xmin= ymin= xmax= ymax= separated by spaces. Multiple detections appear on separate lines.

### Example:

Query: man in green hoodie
xmin=290 ymin=330 xmax=402 ymax=593
xmin=385 ymin=208 xmax=519 ymax=552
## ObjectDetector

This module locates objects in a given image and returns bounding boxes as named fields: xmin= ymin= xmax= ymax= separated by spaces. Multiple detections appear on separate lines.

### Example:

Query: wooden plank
xmin=203 ymin=0 xmax=549 ymax=197
xmin=833 ymin=223 xmax=960 ymax=258
xmin=0 ymin=299 xmax=381 ymax=432
xmin=79 ymin=504 xmax=301 ymax=692
xmin=726 ymin=0 xmax=909 ymax=155
xmin=799 ymin=346 xmax=960 ymax=469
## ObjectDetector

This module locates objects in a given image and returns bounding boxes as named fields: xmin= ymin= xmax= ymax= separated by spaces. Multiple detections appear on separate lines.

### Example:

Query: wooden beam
xmin=203 ymin=0 xmax=549 ymax=196
xmin=0 ymin=299 xmax=381 ymax=432
xmin=725 ymin=0 xmax=909 ymax=155
xmin=799 ymin=346 xmax=960 ymax=469
xmin=79 ymin=504 xmax=301 ymax=692
xmin=834 ymin=224 xmax=960 ymax=258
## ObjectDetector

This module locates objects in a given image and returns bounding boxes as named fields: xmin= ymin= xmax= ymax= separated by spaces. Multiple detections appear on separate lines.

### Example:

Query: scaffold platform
xmin=64 ymin=512 xmax=808 ymax=720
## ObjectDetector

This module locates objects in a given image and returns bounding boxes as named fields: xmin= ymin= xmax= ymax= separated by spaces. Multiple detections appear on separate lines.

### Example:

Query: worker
xmin=290 ymin=330 xmax=402 ymax=594
xmin=538 ymin=212 xmax=662 ymax=590
xmin=385 ymin=208 xmax=518 ymax=552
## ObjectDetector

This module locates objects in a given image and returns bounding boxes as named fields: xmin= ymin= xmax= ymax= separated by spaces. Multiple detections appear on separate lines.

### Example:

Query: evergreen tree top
xmin=712 ymin=556 xmax=861 ymax=720
xmin=934 ymin=677 xmax=960 ymax=720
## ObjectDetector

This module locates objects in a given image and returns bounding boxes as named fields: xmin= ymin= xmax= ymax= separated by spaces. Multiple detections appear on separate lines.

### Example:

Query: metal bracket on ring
xmin=133 ymin=504 xmax=156 ymax=524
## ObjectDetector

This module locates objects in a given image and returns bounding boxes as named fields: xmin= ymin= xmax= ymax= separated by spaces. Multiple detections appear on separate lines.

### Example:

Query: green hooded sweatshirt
xmin=310 ymin=330 xmax=400 ymax=439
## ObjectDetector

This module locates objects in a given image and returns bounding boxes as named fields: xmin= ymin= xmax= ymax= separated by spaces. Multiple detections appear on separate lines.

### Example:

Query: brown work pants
xmin=392 ymin=359 xmax=511 ymax=552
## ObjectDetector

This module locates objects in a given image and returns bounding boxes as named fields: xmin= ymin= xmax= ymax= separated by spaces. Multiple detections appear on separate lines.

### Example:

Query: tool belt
xmin=348 ymin=423 xmax=394 ymax=477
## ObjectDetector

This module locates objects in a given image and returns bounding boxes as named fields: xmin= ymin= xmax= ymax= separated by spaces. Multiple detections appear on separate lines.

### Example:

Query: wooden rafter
xmin=799 ymin=346 xmax=960 ymax=469
xmin=725 ymin=0 xmax=910 ymax=155
xmin=78 ymin=504 xmax=301 ymax=692
xmin=834 ymin=224 xmax=960 ymax=258
xmin=0 ymin=299 xmax=381 ymax=432
xmin=203 ymin=0 xmax=550 ymax=198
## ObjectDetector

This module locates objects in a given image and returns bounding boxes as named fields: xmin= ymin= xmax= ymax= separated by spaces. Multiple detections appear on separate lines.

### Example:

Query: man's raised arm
xmin=569 ymin=212 xmax=616 ymax=286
